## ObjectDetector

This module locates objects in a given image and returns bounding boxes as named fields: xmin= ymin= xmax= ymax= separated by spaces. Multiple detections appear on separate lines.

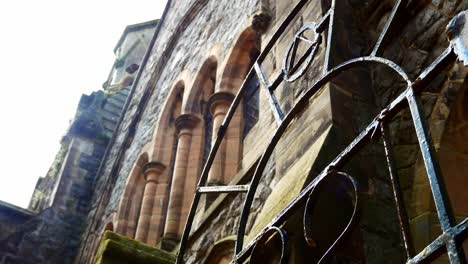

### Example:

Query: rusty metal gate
xmin=177 ymin=0 xmax=468 ymax=263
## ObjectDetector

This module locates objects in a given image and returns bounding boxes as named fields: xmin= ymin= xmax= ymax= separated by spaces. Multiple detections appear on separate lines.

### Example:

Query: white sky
xmin=0 ymin=0 xmax=167 ymax=208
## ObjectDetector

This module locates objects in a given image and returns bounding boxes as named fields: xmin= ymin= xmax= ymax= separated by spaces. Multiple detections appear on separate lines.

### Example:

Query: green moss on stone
xmin=94 ymin=231 xmax=176 ymax=264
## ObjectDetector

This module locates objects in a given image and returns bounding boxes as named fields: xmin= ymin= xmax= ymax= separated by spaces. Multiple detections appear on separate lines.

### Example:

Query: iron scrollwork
xmin=303 ymin=171 xmax=359 ymax=264
xmin=244 ymin=170 xmax=359 ymax=264
xmin=282 ymin=22 xmax=322 ymax=83
xmin=177 ymin=0 xmax=468 ymax=263
xmin=249 ymin=226 xmax=291 ymax=264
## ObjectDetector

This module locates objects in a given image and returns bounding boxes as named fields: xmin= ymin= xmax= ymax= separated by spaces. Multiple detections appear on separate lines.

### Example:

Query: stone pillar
xmin=135 ymin=161 xmax=166 ymax=243
xmin=148 ymin=166 xmax=171 ymax=245
xmin=163 ymin=114 xmax=199 ymax=242
xmin=207 ymin=92 xmax=235 ymax=185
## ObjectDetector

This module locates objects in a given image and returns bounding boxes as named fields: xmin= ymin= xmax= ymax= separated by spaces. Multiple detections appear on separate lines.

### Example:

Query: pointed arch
xmin=171 ymin=57 xmax=218 ymax=235
xmin=203 ymin=237 xmax=236 ymax=264
xmin=150 ymin=80 xmax=185 ymax=163
xmin=132 ymin=80 xmax=185 ymax=245
xmin=220 ymin=27 xmax=260 ymax=92
xmin=182 ymin=57 xmax=218 ymax=115
xmin=104 ymin=222 xmax=114 ymax=232
xmin=214 ymin=27 xmax=261 ymax=184
xmin=114 ymin=152 xmax=149 ymax=238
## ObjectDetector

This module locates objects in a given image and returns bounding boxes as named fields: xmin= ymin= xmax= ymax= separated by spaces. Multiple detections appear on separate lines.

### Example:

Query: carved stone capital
xmin=175 ymin=114 xmax=200 ymax=131
xmin=251 ymin=11 xmax=272 ymax=34
xmin=160 ymin=235 xmax=180 ymax=251
xmin=208 ymin=92 xmax=235 ymax=115
xmin=142 ymin=161 xmax=166 ymax=182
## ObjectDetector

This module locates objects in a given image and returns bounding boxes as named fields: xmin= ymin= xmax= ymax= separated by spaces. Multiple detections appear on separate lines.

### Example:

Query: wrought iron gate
xmin=177 ymin=0 xmax=468 ymax=263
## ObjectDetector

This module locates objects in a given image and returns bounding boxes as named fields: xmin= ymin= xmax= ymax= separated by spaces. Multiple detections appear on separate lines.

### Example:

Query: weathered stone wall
xmin=0 ymin=207 xmax=83 ymax=264
xmin=77 ymin=0 xmax=265 ymax=261
xmin=29 ymin=143 xmax=69 ymax=212
xmin=0 ymin=89 xmax=130 ymax=264
xmin=76 ymin=0 xmax=468 ymax=263
xmin=0 ymin=202 xmax=34 ymax=241
xmin=104 ymin=0 xmax=264 ymax=216
xmin=185 ymin=0 xmax=403 ymax=262
xmin=366 ymin=0 xmax=468 ymax=261
xmin=0 ymin=19 xmax=157 ymax=264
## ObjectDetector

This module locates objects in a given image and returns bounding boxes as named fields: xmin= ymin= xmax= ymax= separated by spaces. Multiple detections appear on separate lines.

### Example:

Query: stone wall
xmin=0 ymin=202 xmax=34 ymax=242
xmin=0 ymin=19 xmax=157 ymax=264
xmin=76 ymin=0 xmax=265 ymax=261
xmin=0 ymin=89 xmax=130 ymax=264
xmin=0 ymin=207 xmax=84 ymax=264
xmin=367 ymin=0 xmax=468 ymax=261
xmin=76 ymin=0 xmax=468 ymax=263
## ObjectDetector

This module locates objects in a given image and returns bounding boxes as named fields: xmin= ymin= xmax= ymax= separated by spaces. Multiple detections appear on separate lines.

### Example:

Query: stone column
xmin=148 ymin=167 xmax=170 ymax=245
xmin=135 ymin=161 xmax=166 ymax=243
xmin=163 ymin=114 xmax=199 ymax=241
xmin=207 ymin=92 xmax=235 ymax=185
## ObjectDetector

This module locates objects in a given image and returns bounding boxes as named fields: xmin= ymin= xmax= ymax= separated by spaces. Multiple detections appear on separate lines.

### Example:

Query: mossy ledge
xmin=94 ymin=231 xmax=176 ymax=264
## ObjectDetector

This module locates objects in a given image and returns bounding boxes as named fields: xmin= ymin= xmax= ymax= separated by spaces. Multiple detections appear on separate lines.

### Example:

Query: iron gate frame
xmin=176 ymin=0 xmax=468 ymax=263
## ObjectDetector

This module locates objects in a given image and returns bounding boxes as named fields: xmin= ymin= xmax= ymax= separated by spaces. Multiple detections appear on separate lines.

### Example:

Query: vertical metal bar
xmin=254 ymin=62 xmax=285 ymax=124
xmin=256 ymin=0 xmax=310 ymax=63
xmin=322 ymin=0 xmax=335 ymax=74
xmin=446 ymin=239 xmax=467 ymax=264
xmin=406 ymin=87 xmax=467 ymax=263
xmin=371 ymin=0 xmax=406 ymax=56
xmin=380 ymin=123 xmax=415 ymax=259
xmin=406 ymin=88 xmax=455 ymax=230
xmin=176 ymin=69 xmax=254 ymax=264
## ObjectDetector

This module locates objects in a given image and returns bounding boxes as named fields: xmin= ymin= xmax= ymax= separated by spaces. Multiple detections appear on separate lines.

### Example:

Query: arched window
xmin=115 ymin=153 xmax=148 ymax=238
xmin=104 ymin=222 xmax=114 ymax=232
xmin=243 ymin=72 xmax=260 ymax=138
xmin=203 ymin=238 xmax=235 ymax=264
xmin=163 ymin=59 xmax=217 ymax=243
xmin=217 ymin=27 xmax=261 ymax=183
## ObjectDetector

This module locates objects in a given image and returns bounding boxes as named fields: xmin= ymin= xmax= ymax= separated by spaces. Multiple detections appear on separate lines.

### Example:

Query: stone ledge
xmin=94 ymin=231 xmax=176 ymax=264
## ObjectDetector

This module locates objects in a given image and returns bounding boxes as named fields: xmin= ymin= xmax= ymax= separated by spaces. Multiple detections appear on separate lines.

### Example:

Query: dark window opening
xmin=243 ymin=73 xmax=260 ymax=138
xmin=202 ymin=100 xmax=213 ymax=166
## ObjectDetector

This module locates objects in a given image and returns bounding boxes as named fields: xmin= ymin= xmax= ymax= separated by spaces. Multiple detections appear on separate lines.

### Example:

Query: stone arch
xmin=104 ymin=222 xmax=114 ymax=232
xmin=130 ymin=80 xmax=186 ymax=246
xmin=162 ymin=58 xmax=219 ymax=242
xmin=183 ymin=56 xmax=218 ymax=178
xmin=203 ymin=237 xmax=236 ymax=264
xmin=150 ymin=80 xmax=185 ymax=163
xmin=114 ymin=152 xmax=149 ymax=238
xmin=182 ymin=57 xmax=217 ymax=115
xmin=215 ymin=27 xmax=261 ymax=184
xmin=219 ymin=27 xmax=260 ymax=92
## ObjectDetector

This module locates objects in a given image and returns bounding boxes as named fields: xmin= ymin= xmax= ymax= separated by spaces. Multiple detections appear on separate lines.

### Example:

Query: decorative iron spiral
xmin=245 ymin=171 xmax=359 ymax=264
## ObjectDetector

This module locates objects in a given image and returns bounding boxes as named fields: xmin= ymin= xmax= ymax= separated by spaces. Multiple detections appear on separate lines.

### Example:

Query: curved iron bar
xmin=282 ymin=22 xmax=322 ymax=83
xmin=303 ymin=171 xmax=359 ymax=264
xmin=176 ymin=0 xmax=328 ymax=262
xmin=249 ymin=226 xmax=291 ymax=264
xmin=233 ymin=45 xmax=457 ymax=263
xmin=176 ymin=69 xmax=255 ymax=264
xmin=380 ymin=123 xmax=415 ymax=258
xmin=176 ymin=0 xmax=457 ymax=262
xmin=235 ymin=56 xmax=412 ymax=257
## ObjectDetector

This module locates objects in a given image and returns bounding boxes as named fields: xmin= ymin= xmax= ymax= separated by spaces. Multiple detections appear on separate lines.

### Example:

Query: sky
xmin=0 ymin=0 xmax=167 ymax=208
